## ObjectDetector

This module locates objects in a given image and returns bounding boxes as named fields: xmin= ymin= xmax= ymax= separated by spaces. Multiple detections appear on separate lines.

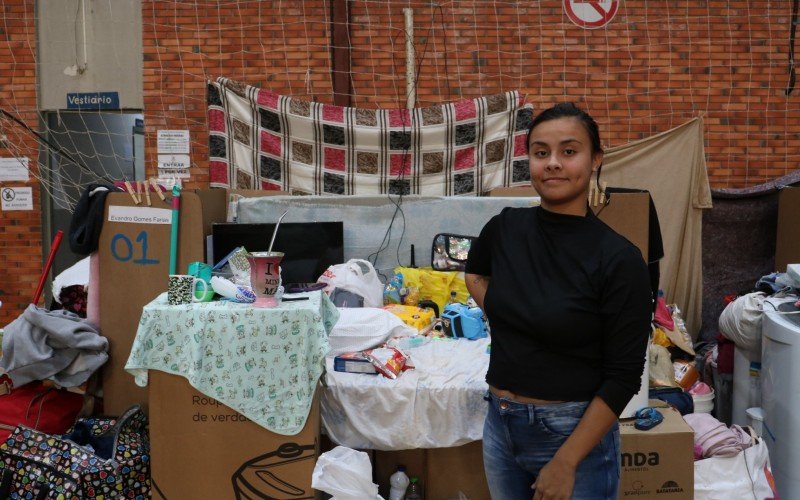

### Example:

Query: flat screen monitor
xmin=212 ymin=222 xmax=344 ymax=285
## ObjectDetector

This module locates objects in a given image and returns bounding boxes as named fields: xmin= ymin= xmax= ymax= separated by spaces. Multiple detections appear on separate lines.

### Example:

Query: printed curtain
xmin=207 ymin=77 xmax=533 ymax=195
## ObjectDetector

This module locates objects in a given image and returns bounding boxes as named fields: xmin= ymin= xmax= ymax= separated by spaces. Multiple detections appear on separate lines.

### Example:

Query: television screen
xmin=212 ymin=222 xmax=344 ymax=285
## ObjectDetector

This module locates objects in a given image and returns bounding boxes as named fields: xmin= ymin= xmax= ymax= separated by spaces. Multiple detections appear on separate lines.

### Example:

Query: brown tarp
xmin=603 ymin=117 xmax=712 ymax=337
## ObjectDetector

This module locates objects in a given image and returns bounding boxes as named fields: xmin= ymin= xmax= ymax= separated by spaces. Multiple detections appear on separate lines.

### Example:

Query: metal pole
xmin=404 ymin=8 xmax=415 ymax=109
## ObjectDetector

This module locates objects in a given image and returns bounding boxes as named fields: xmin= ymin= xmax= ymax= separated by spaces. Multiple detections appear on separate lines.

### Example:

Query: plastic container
xmin=692 ymin=388 xmax=715 ymax=413
xmin=746 ymin=407 xmax=764 ymax=437
xmin=406 ymin=476 xmax=422 ymax=500
xmin=389 ymin=465 xmax=410 ymax=500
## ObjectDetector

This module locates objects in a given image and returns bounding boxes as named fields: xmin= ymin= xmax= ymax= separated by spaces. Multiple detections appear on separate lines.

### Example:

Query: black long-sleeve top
xmin=465 ymin=206 xmax=652 ymax=416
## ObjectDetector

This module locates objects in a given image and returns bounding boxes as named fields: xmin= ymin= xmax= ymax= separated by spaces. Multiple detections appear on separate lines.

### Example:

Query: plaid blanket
xmin=207 ymin=78 xmax=533 ymax=195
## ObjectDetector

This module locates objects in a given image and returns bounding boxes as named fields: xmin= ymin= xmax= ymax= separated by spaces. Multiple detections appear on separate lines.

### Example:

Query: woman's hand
xmin=531 ymin=455 xmax=576 ymax=500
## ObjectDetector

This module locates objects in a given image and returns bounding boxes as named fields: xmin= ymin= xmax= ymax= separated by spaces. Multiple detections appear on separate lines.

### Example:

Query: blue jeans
xmin=482 ymin=392 xmax=620 ymax=500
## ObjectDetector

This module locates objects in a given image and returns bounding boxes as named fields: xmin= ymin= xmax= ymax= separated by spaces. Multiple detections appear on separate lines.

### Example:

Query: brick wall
xmin=141 ymin=0 xmax=334 ymax=190
xmin=1 ymin=0 xmax=799 ymax=323
xmin=0 ymin=0 xmax=41 ymax=326
xmin=140 ymin=0 xmax=800 ymax=191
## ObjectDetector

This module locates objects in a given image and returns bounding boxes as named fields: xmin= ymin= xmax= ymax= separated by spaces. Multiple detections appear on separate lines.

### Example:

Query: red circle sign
xmin=564 ymin=0 xmax=619 ymax=29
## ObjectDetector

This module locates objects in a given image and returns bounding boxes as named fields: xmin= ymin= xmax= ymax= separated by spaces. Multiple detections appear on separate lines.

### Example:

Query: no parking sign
xmin=564 ymin=0 xmax=619 ymax=29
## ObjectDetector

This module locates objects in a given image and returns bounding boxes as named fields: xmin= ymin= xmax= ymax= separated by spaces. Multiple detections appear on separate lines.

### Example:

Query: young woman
xmin=465 ymin=103 xmax=652 ymax=500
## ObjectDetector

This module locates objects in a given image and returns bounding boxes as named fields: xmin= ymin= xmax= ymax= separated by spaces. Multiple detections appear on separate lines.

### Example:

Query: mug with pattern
xmin=168 ymin=274 xmax=208 ymax=305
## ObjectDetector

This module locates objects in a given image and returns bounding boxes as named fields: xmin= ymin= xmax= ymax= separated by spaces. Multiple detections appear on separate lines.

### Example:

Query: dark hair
xmin=527 ymin=102 xmax=605 ymax=191
xmin=527 ymin=102 xmax=603 ymax=155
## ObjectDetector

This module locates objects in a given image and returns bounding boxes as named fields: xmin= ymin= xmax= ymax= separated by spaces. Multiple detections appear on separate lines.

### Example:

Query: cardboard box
xmin=149 ymin=371 xmax=320 ymax=499
xmin=775 ymin=186 xmax=800 ymax=272
xmin=374 ymin=441 xmax=490 ymax=500
xmin=618 ymin=403 xmax=694 ymax=499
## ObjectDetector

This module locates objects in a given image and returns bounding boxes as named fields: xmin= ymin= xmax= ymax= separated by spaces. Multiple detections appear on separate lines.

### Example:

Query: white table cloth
xmin=321 ymin=337 xmax=490 ymax=450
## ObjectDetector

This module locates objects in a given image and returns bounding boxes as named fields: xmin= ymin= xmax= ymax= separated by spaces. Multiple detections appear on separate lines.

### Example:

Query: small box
xmin=333 ymin=352 xmax=378 ymax=374
xmin=383 ymin=304 xmax=435 ymax=331
xmin=618 ymin=401 xmax=694 ymax=499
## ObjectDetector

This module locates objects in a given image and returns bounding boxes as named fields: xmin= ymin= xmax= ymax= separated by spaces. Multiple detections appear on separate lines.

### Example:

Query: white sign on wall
xmin=157 ymin=154 xmax=191 ymax=179
xmin=1 ymin=187 xmax=33 ymax=211
xmin=157 ymin=130 xmax=190 ymax=154
xmin=564 ymin=0 xmax=619 ymax=29
xmin=108 ymin=206 xmax=172 ymax=224
xmin=0 ymin=157 xmax=30 ymax=182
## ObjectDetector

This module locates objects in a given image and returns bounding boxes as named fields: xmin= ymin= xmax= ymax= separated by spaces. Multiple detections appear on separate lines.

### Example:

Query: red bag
xmin=653 ymin=296 xmax=674 ymax=331
xmin=0 ymin=381 xmax=85 ymax=441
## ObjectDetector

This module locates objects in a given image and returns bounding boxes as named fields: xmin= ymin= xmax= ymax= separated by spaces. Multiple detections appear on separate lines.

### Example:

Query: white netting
xmin=1 ymin=0 xmax=799 ymax=208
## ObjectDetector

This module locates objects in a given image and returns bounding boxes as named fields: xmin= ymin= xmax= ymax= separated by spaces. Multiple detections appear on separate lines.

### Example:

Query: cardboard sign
xmin=97 ymin=189 xmax=286 ymax=415
xmin=1 ymin=187 xmax=33 ymax=211
xmin=98 ymin=192 xmax=207 ymax=414
xmin=149 ymin=372 xmax=320 ymax=499
xmin=0 ymin=157 xmax=29 ymax=182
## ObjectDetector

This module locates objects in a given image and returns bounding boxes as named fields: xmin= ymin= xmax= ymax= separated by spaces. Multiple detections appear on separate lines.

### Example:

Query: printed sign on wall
xmin=157 ymin=130 xmax=190 ymax=154
xmin=1 ymin=187 xmax=33 ymax=211
xmin=0 ymin=157 xmax=30 ymax=182
xmin=564 ymin=0 xmax=619 ymax=29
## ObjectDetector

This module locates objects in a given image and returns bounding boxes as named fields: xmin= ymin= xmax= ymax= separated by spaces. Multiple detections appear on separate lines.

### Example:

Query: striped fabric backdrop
xmin=208 ymin=77 xmax=533 ymax=195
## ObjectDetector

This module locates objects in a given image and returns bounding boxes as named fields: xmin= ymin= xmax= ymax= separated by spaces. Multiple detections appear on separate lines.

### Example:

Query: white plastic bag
xmin=694 ymin=440 xmax=778 ymax=499
xmin=51 ymin=256 xmax=90 ymax=303
xmin=328 ymin=308 xmax=416 ymax=356
xmin=311 ymin=446 xmax=384 ymax=500
xmin=718 ymin=292 xmax=766 ymax=352
xmin=318 ymin=259 xmax=384 ymax=308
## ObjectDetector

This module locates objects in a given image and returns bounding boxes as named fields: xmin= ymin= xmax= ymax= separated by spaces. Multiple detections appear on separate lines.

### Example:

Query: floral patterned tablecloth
xmin=125 ymin=291 xmax=338 ymax=435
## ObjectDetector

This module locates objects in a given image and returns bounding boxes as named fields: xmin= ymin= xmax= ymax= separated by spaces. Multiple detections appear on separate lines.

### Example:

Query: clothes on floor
xmin=0 ymin=304 xmax=108 ymax=387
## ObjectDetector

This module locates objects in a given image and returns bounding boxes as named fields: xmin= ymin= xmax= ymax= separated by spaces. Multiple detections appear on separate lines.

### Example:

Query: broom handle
xmin=32 ymin=229 xmax=64 ymax=305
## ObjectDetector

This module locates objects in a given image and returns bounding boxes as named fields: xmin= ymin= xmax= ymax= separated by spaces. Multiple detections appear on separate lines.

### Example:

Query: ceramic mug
xmin=168 ymin=274 xmax=209 ymax=305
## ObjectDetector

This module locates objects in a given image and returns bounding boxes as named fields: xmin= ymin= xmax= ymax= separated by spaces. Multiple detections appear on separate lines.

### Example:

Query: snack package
xmin=382 ymin=272 xmax=404 ymax=305
xmin=227 ymin=246 xmax=252 ymax=286
xmin=362 ymin=347 xmax=413 ymax=379
xmin=673 ymin=359 xmax=700 ymax=390
xmin=382 ymin=304 xmax=435 ymax=332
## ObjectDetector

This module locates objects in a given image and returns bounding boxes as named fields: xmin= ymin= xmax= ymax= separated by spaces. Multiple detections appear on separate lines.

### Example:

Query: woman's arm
xmin=465 ymin=273 xmax=490 ymax=310
xmin=532 ymin=396 xmax=617 ymax=499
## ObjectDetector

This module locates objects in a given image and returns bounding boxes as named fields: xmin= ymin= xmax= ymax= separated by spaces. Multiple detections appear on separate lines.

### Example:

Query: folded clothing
xmin=684 ymin=412 xmax=753 ymax=459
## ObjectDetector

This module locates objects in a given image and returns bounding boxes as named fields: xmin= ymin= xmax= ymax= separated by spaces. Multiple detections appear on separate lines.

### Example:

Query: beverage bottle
xmin=447 ymin=290 xmax=458 ymax=304
xmin=388 ymin=465 xmax=410 ymax=500
xmin=406 ymin=476 xmax=423 ymax=500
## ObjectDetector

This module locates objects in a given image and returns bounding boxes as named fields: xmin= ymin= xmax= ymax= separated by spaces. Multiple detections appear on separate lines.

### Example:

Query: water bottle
xmin=388 ymin=465 xmax=410 ymax=500
xmin=406 ymin=476 xmax=423 ymax=500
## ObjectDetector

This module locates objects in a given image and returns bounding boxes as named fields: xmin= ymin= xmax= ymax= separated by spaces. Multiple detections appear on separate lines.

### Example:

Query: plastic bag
xmin=718 ymin=292 xmax=766 ymax=352
xmin=327 ymin=308 xmax=416 ymax=356
xmin=694 ymin=440 xmax=778 ymax=499
xmin=311 ymin=446 xmax=384 ymax=500
xmin=363 ymin=347 xmax=412 ymax=379
xmin=395 ymin=266 xmax=467 ymax=313
xmin=318 ymin=259 xmax=385 ymax=308
xmin=649 ymin=343 xmax=679 ymax=388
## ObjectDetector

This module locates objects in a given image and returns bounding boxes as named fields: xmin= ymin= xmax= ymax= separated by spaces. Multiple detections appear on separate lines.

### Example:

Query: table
xmin=321 ymin=336 xmax=490 ymax=450
xmin=125 ymin=291 xmax=339 ymax=435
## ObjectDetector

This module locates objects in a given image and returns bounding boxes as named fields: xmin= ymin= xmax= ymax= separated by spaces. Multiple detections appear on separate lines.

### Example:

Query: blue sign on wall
xmin=66 ymin=92 xmax=120 ymax=110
